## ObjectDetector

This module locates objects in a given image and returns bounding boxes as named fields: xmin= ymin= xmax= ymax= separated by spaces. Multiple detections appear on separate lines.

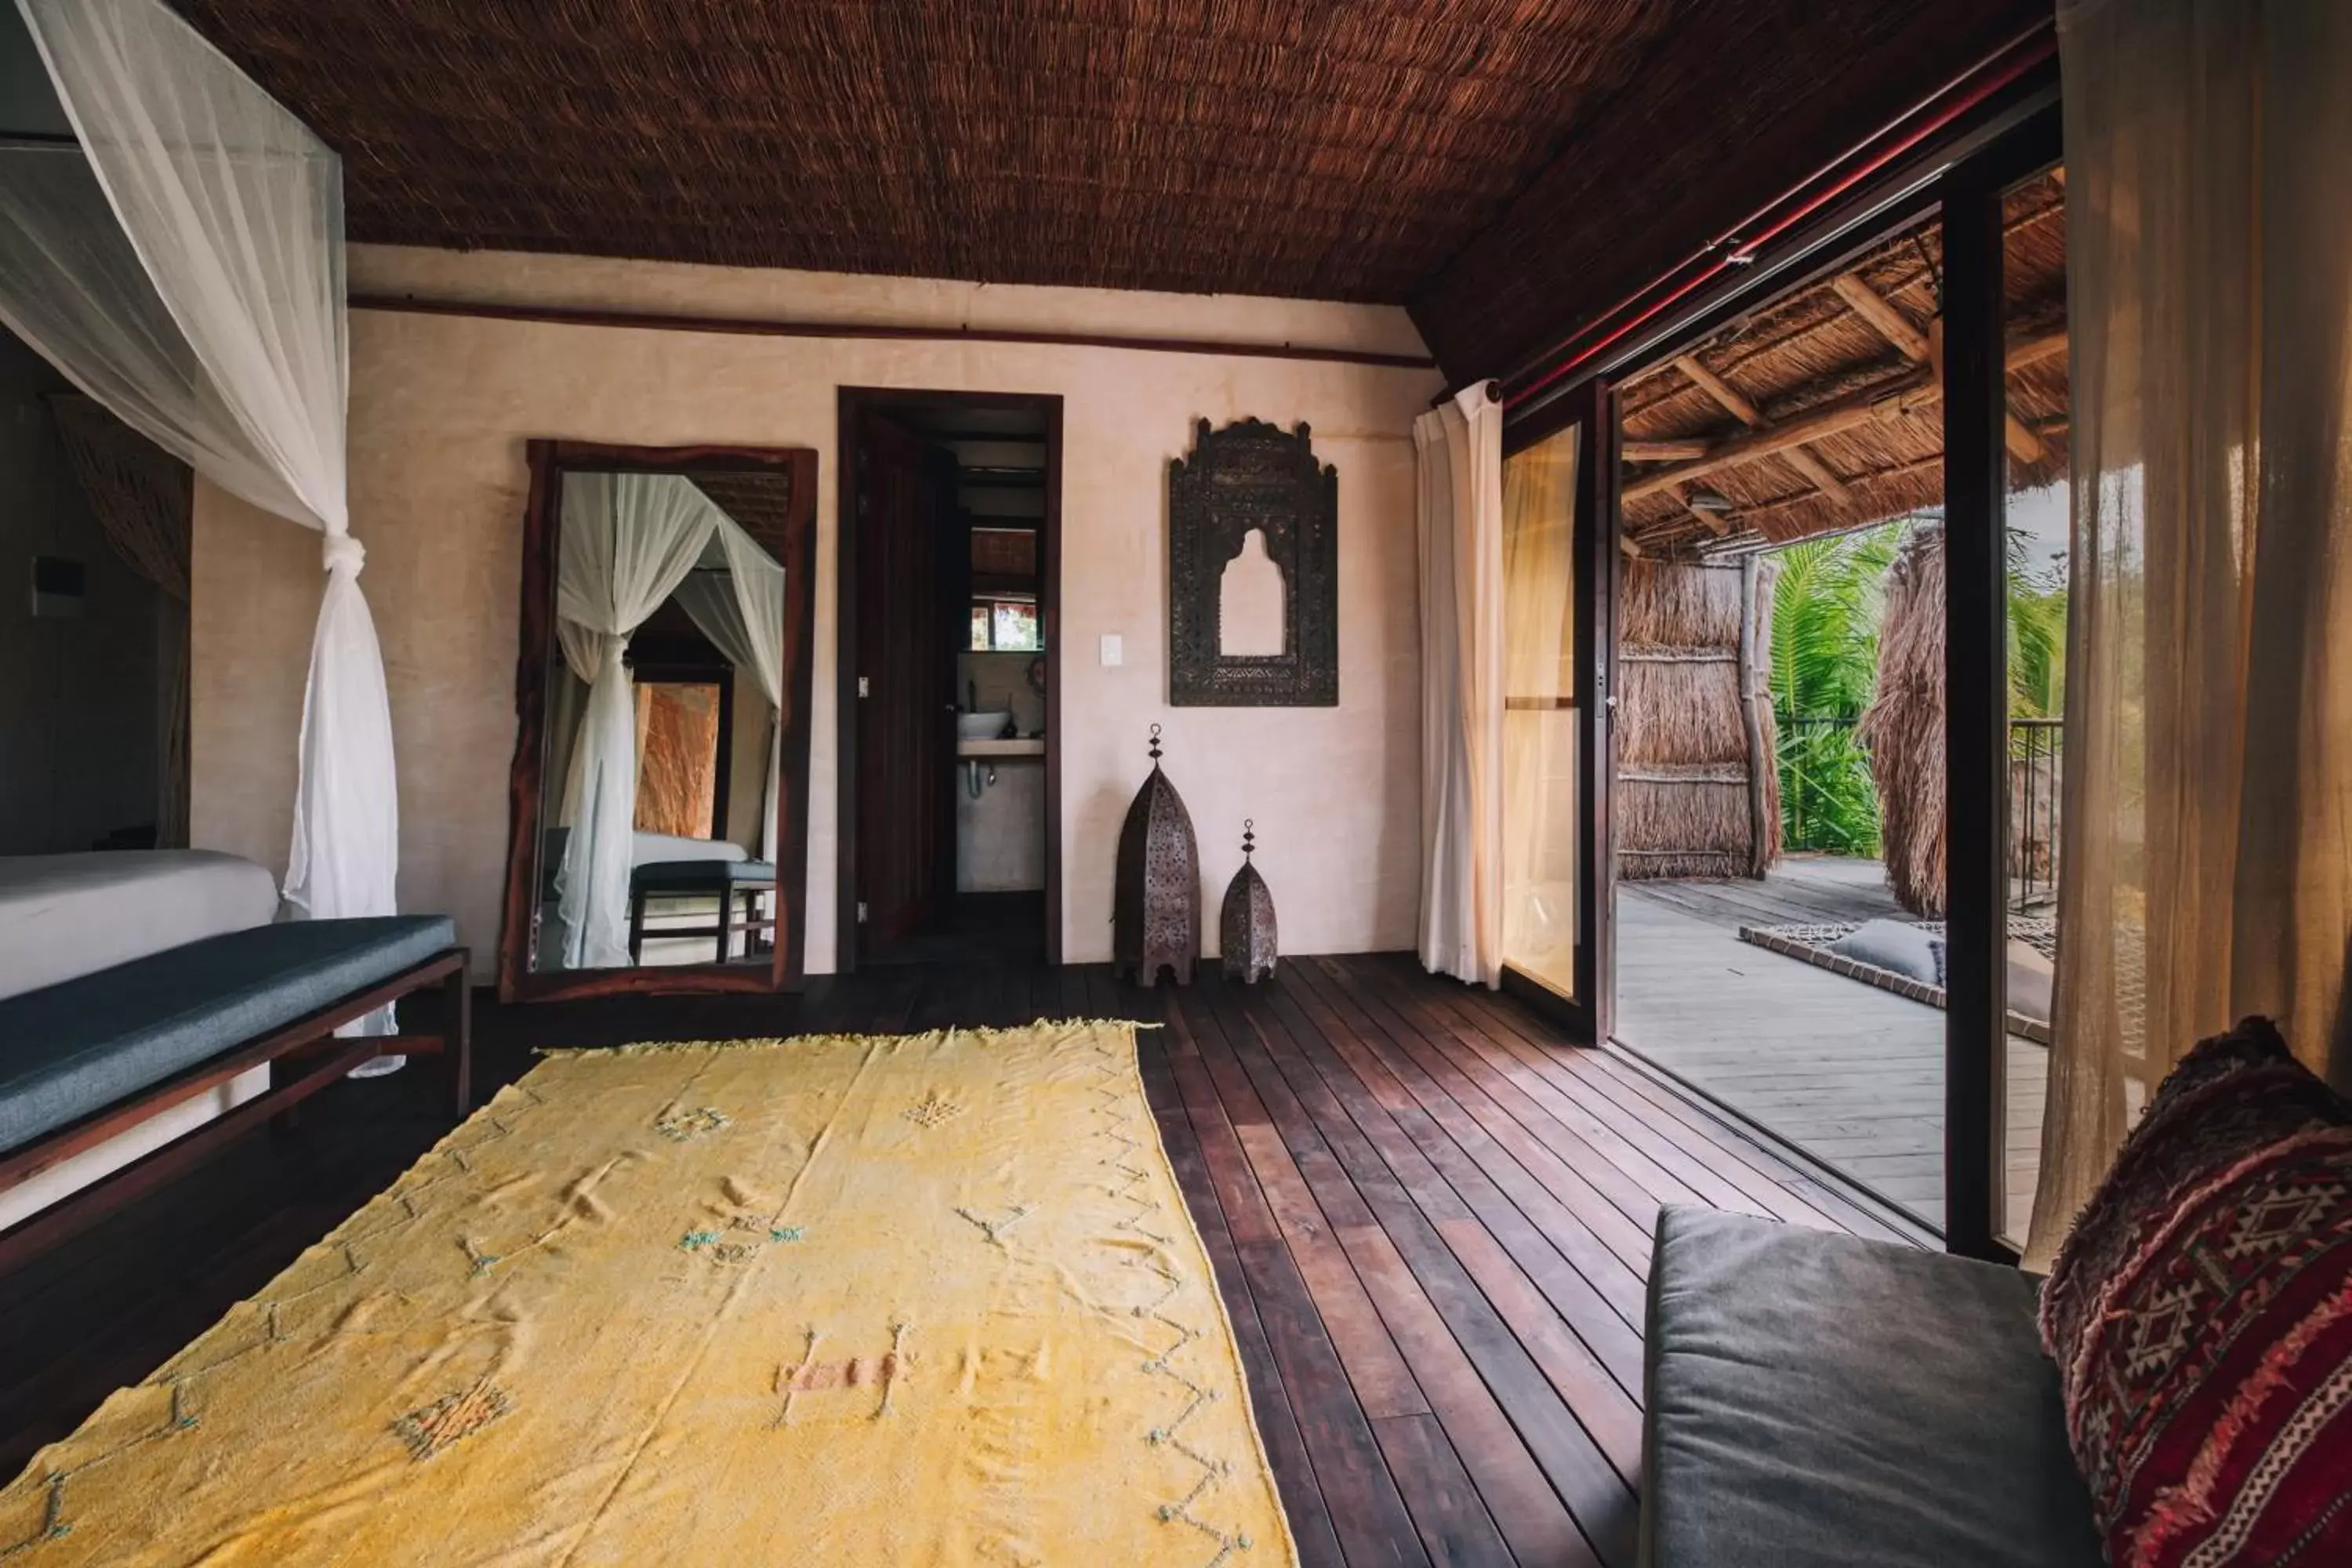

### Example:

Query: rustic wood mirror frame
xmin=497 ymin=440 xmax=818 ymax=1003
xmin=1167 ymin=417 xmax=1338 ymax=706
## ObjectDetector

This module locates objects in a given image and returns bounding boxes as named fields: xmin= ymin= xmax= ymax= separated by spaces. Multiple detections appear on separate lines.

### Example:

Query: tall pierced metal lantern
xmin=1113 ymin=725 xmax=1201 ymax=986
xmin=1221 ymin=820 xmax=1279 ymax=983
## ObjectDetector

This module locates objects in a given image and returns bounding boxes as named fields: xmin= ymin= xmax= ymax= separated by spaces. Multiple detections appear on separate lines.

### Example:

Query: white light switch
xmin=1100 ymin=633 xmax=1123 ymax=667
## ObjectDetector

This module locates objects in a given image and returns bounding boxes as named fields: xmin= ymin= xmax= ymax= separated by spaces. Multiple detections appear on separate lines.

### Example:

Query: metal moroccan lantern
xmin=1112 ymin=725 xmax=1201 ymax=986
xmin=1220 ymin=820 xmax=1278 ymax=983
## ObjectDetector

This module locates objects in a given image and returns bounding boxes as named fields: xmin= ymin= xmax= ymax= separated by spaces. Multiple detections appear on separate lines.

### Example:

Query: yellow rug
xmin=2 ymin=1022 xmax=1296 ymax=1566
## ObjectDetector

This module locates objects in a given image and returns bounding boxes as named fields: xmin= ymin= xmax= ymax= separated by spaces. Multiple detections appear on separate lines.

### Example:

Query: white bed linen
xmin=0 ymin=849 xmax=281 ymax=1001
xmin=631 ymin=832 xmax=746 ymax=868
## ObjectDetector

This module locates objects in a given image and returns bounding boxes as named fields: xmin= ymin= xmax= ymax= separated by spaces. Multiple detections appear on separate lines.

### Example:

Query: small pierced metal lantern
xmin=1113 ymin=725 xmax=1201 ymax=986
xmin=1221 ymin=820 xmax=1279 ymax=983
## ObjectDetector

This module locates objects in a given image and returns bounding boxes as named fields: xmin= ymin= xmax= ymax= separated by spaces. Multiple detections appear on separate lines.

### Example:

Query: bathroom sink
xmin=957 ymin=710 xmax=1014 ymax=740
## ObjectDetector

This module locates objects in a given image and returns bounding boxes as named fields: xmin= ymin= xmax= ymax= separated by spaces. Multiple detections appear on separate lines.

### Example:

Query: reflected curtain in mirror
xmin=1500 ymin=423 xmax=1580 ymax=997
xmin=550 ymin=472 xmax=724 ymax=969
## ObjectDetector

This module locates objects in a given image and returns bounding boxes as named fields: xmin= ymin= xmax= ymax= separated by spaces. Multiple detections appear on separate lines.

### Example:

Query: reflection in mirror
xmin=530 ymin=468 xmax=792 ymax=975
xmin=1218 ymin=527 xmax=1287 ymax=656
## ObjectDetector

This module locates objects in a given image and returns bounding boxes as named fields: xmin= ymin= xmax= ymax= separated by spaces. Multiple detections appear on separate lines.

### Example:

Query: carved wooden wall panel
xmin=1168 ymin=418 xmax=1338 ymax=706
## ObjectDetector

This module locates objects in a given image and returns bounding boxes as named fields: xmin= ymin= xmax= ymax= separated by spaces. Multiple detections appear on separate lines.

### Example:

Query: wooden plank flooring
xmin=2 ymin=953 xmax=1910 ymax=1566
xmin=1617 ymin=856 xmax=2049 ymax=1240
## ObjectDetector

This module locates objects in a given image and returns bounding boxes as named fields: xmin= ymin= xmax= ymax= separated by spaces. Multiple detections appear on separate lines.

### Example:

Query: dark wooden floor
xmin=2 ymin=953 xmax=1912 ymax=1566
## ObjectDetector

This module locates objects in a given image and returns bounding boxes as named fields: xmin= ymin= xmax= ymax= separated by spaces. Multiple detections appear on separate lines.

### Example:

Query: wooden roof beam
xmin=1624 ymin=328 xmax=2062 ymax=503
xmin=1623 ymin=439 xmax=1710 ymax=462
xmin=1831 ymin=270 xmax=2045 ymax=465
xmin=1673 ymin=353 xmax=1853 ymax=505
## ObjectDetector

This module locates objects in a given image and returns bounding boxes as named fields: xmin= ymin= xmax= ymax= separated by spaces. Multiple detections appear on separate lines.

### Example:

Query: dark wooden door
xmin=854 ymin=416 xmax=958 ymax=955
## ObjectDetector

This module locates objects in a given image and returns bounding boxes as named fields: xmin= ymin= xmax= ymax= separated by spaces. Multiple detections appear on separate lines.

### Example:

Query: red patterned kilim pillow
xmin=2040 ymin=1017 xmax=2352 ymax=1566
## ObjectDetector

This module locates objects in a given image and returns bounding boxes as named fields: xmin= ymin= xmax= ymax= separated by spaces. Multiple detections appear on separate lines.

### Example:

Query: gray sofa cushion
xmin=0 ymin=915 xmax=456 ymax=1156
xmin=1642 ymin=1206 xmax=2102 ymax=1568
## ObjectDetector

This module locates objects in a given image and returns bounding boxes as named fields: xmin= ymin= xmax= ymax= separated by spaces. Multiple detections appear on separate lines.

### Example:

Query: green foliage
xmin=1769 ymin=524 xmax=1900 ymax=855
xmin=2006 ymin=529 xmax=2068 ymax=717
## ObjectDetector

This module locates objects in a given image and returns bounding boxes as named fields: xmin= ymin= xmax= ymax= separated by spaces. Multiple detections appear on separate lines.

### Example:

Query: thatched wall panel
xmin=1618 ymin=559 xmax=1743 ymax=644
xmin=1619 ymin=662 xmax=1744 ymax=767
xmin=1616 ymin=557 xmax=1778 ymax=880
xmin=1858 ymin=525 xmax=1947 ymax=914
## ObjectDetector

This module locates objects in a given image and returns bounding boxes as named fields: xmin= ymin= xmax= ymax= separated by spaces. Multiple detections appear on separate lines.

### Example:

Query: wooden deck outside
xmin=1616 ymin=855 xmax=2049 ymax=1239
xmin=1 ymin=953 xmax=1920 ymax=1568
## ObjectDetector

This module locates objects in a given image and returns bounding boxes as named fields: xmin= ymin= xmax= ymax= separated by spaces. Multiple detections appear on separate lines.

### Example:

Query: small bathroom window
xmin=971 ymin=596 xmax=1041 ymax=652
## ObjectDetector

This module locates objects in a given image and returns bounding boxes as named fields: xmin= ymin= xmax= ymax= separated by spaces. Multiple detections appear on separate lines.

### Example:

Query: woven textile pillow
xmin=2039 ymin=1017 xmax=2352 ymax=1566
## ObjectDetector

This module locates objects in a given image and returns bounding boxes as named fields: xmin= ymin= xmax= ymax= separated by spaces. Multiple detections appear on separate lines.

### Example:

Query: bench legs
xmin=444 ymin=961 xmax=474 ymax=1117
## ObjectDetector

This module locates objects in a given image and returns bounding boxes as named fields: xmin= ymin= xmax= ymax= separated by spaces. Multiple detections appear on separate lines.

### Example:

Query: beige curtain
xmin=2028 ymin=0 xmax=2352 ymax=1265
xmin=1414 ymin=383 xmax=1505 ymax=986
xmin=1500 ymin=423 xmax=1580 ymax=994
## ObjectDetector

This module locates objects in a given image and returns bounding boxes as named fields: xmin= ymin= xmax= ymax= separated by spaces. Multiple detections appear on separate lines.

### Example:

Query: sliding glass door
xmin=1499 ymin=424 xmax=1581 ymax=1000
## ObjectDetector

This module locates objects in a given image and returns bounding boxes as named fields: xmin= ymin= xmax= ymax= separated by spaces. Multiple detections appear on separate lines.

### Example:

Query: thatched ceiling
xmin=691 ymin=470 xmax=799 ymax=563
xmin=1615 ymin=171 xmax=2067 ymax=559
xmin=169 ymin=0 xmax=2046 ymax=380
xmin=170 ymin=0 xmax=1675 ymax=307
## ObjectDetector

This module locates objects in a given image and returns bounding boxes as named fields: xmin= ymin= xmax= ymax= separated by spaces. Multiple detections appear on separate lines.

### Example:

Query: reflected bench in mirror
xmin=499 ymin=441 xmax=817 ymax=1001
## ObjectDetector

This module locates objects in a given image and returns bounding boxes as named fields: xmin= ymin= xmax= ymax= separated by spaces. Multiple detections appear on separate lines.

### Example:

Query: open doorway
xmin=1596 ymin=163 xmax=2068 ymax=1240
xmin=838 ymin=389 xmax=1062 ymax=968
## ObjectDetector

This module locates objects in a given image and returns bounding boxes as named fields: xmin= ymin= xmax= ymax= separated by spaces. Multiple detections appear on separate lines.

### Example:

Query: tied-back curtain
xmin=2030 ymin=0 xmax=2352 ymax=1265
xmin=553 ymin=472 xmax=724 ymax=969
xmin=0 ymin=0 xmax=394 ymax=1034
xmin=1500 ymin=423 xmax=1580 ymax=983
xmin=1414 ymin=382 xmax=1505 ymax=987
xmin=675 ymin=517 xmax=786 ymax=859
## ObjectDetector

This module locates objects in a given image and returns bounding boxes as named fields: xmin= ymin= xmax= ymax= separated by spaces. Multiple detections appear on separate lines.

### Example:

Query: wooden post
xmin=1737 ymin=554 xmax=1770 ymax=880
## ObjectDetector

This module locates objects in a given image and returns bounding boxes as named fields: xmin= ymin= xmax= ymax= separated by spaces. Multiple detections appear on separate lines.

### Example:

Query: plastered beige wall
xmin=193 ymin=246 xmax=1442 ymax=976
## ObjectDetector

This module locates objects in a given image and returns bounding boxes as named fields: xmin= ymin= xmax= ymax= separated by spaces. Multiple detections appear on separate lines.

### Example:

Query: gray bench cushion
xmin=631 ymin=858 xmax=776 ymax=893
xmin=0 ymin=915 xmax=456 ymax=1156
xmin=1642 ymin=1206 xmax=2102 ymax=1568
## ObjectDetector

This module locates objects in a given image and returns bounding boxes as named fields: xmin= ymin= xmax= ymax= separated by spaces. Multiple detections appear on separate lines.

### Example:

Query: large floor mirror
xmin=498 ymin=441 xmax=817 ymax=1000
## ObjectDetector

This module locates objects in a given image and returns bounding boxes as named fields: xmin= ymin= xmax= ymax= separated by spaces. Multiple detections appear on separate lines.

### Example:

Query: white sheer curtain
xmin=553 ymin=472 xmax=724 ymax=968
xmin=0 ymin=0 xmax=397 ymax=1038
xmin=1414 ymin=382 xmax=1506 ymax=988
xmin=2028 ymin=0 xmax=2352 ymax=1265
xmin=674 ymin=517 xmax=786 ymax=860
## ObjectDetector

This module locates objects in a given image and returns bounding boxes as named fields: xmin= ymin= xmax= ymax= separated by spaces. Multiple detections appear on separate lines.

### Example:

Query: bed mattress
xmin=0 ymin=850 xmax=282 ymax=1003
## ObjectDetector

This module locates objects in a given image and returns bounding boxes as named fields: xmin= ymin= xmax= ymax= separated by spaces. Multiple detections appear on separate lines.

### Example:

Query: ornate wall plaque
xmin=1219 ymin=819 xmax=1278 ymax=984
xmin=1113 ymin=726 xmax=1201 ymax=986
xmin=1168 ymin=417 xmax=1338 ymax=706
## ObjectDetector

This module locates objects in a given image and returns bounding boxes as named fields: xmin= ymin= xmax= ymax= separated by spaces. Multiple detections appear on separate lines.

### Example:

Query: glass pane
xmin=970 ymin=603 xmax=990 ymax=650
xmin=1610 ymin=211 xmax=1953 ymax=1233
xmin=1500 ymin=422 xmax=1579 ymax=996
xmin=991 ymin=600 xmax=1040 ymax=652
xmin=2002 ymin=164 xmax=2069 ymax=1250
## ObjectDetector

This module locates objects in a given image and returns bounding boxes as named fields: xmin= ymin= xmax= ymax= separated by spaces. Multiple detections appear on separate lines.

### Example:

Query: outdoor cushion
xmin=1824 ymin=917 xmax=1944 ymax=986
xmin=0 ymin=915 xmax=456 ymax=1156
xmin=1642 ymin=1205 xmax=2102 ymax=1568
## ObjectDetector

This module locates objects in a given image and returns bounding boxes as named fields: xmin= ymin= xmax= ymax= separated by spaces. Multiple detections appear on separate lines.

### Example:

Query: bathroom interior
xmin=848 ymin=395 xmax=1054 ymax=967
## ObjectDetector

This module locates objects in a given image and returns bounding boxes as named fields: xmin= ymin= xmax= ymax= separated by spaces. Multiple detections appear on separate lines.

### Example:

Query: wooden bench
xmin=0 ymin=916 xmax=471 ymax=1272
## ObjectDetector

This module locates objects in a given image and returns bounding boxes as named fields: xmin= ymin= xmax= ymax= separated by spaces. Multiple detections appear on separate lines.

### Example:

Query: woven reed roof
xmin=173 ymin=0 xmax=1676 ymax=306
xmin=173 ymin=0 xmax=2042 ymax=377
xmin=1614 ymin=171 xmax=2068 ymax=558
xmin=692 ymin=470 xmax=797 ymax=562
